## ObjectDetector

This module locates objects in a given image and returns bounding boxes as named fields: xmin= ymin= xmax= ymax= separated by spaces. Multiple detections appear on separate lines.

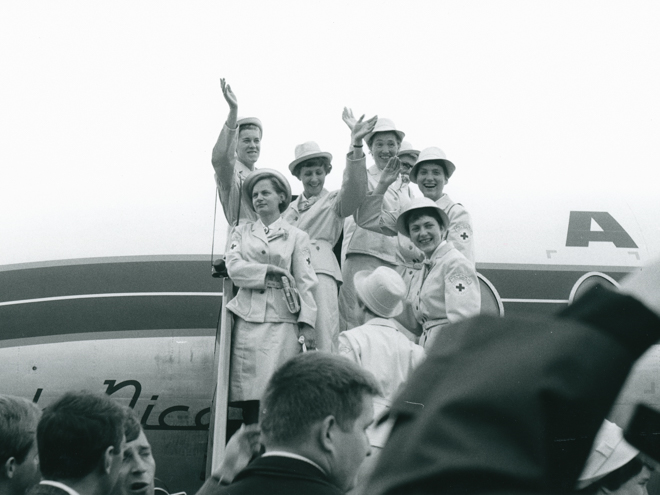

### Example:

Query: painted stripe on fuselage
xmin=0 ymin=255 xmax=641 ymax=344
xmin=0 ymin=292 xmax=223 ymax=307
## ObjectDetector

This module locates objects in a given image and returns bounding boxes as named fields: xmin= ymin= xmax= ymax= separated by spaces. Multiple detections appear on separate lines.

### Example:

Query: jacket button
xmin=260 ymin=290 xmax=265 ymax=294
xmin=409 ymin=271 xmax=413 ymax=275
xmin=409 ymin=246 xmax=413 ymax=250
xmin=261 ymin=250 xmax=266 ymax=254
xmin=316 ymin=246 xmax=320 ymax=250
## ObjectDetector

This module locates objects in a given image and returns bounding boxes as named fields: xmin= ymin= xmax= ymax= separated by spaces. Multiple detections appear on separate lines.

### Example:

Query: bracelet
xmin=353 ymin=143 xmax=363 ymax=148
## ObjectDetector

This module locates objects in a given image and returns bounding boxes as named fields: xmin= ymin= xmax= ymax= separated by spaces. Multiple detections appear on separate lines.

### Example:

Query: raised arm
xmin=353 ymin=157 xmax=403 ymax=236
xmin=444 ymin=205 xmax=476 ymax=264
xmin=334 ymin=114 xmax=378 ymax=217
xmin=211 ymin=79 xmax=240 ymax=187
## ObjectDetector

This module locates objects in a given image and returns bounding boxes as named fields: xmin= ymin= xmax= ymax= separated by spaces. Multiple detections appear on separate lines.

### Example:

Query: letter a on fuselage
xmin=566 ymin=211 xmax=638 ymax=248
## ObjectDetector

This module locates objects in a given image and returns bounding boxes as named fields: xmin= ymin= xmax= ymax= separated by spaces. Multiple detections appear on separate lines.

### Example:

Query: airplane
xmin=1 ymin=192 xmax=659 ymax=495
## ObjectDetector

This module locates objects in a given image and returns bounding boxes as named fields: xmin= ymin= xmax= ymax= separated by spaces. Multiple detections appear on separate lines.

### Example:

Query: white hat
xmin=397 ymin=141 xmax=419 ymax=159
xmin=410 ymin=146 xmax=456 ymax=183
xmin=577 ymin=420 xmax=640 ymax=489
xmin=396 ymin=197 xmax=450 ymax=238
xmin=288 ymin=141 xmax=333 ymax=177
xmin=364 ymin=118 xmax=405 ymax=146
xmin=236 ymin=116 xmax=263 ymax=135
xmin=242 ymin=168 xmax=292 ymax=212
xmin=354 ymin=267 xmax=405 ymax=318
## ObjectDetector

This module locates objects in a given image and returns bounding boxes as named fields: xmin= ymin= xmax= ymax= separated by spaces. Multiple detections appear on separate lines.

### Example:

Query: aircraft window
xmin=477 ymin=273 xmax=504 ymax=317
xmin=568 ymin=272 xmax=620 ymax=305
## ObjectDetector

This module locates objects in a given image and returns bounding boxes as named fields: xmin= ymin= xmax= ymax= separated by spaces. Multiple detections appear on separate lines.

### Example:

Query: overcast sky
xmin=1 ymin=1 xmax=659 ymax=266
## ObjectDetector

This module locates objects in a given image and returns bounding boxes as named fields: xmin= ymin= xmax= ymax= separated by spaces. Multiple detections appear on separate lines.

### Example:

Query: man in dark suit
xmin=0 ymin=395 xmax=42 ymax=495
xmin=198 ymin=352 xmax=380 ymax=495
xmin=364 ymin=260 xmax=660 ymax=494
xmin=28 ymin=392 xmax=125 ymax=495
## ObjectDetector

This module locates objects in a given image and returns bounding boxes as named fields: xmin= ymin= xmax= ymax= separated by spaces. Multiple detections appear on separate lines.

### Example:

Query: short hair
xmin=0 ymin=395 xmax=41 ymax=467
xmin=405 ymin=207 xmax=446 ymax=233
xmin=260 ymin=353 xmax=380 ymax=445
xmin=254 ymin=177 xmax=288 ymax=213
xmin=356 ymin=294 xmax=378 ymax=319
xmin=122 ymin=406 xmax=142 ymax=443
xmin=238 ymin=123 xmax=262 ymax=138
xmin=294 ymin=157 xmax=332 ymax=179
xmin=581 ymin=456 xmax=646 ymax=494
xmin=38 ymin=391 xmax=125 ymax=480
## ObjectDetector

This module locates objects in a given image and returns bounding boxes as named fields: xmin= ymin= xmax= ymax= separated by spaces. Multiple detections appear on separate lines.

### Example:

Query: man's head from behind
xmin=0 ymin=395 xmax=42 ymax=495
xmin=111 ymin=408 xmax=155 ymax=495
xmin=37 ymin=392 xmax=125 ymax=491
xmin=260 ymin=353 xmax=380 ymax=491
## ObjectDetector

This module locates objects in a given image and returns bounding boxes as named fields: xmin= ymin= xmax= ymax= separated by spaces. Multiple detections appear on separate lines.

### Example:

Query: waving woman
xmin=282 ymin=113 xmax=376 ymax=350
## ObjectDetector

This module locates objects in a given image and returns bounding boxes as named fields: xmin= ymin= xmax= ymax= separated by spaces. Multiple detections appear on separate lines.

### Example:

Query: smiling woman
xmin=281 ymin=115 xmax=375 ymax=351
xmin=395 ymin=197 xmax=480 ymax=348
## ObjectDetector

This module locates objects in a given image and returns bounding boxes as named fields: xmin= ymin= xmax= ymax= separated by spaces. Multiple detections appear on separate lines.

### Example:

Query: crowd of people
xmin=212 ymin=79 xmax=482 ymax=426
xmin=3 ymin=80 xmax=660 ymax=495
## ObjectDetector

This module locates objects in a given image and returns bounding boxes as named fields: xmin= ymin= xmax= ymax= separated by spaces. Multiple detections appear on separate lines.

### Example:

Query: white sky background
xmin=1 ymin=1 xmax=659 ymax=266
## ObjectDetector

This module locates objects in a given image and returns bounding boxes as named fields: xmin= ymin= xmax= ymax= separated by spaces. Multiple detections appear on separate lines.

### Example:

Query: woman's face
xmin=300 ymin=163 xmax=327 ymax=197
xmin=408 ymin=214 xmax=444 ymax=257
xmin=370 ymin=131 xmax=400 ymax=170
xmin=416 ymin=163 xmax=447 ymax=201
xmin=608 ymin=465 xmax=653 ymax=495
xmin=252 ymin=178 xmax=284 ymax=218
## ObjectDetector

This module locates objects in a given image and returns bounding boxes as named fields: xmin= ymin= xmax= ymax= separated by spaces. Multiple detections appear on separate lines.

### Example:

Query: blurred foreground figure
xmin=577 ymin=420 xmax=653 ymax=494
xmin=365 ymin=259 xmax=660 ymax=495
xmin=0 ymin=395 xmax=41 ymax=495
xmin=212 ymin=353 xmax=380 ymax=495
xmin=29 ymin=392 xmax=125 ymax=495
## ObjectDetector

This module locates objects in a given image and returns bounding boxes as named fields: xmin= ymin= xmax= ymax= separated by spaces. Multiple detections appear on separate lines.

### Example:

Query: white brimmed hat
xmin=410 ymin=146 xmax=456 ymax=183
xmin=237 ymin=116 xmax=263 ymax=135
xmin=364 ymin=118 xmax=405 ymax=146
xmin=288 ymin=141 xmax=333 ymax=177
xmin=354 ymin=267 xmax=405 ymax=318
xmin=397 ymin=141 xmax=419 ymax=160
xmin=242 ymin=168 xmax=292 ymax=212
xmin=396 ymin=197 xmax=450 ymax=238
xmin=577 ymin=420 xmax=640 ymax=489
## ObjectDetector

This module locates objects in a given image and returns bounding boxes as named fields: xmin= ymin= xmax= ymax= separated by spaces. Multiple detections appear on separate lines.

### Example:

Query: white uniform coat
xmin=355 ymin=191 xmax=476 ymax=263
xmin=338 ymin=165 xmax=410 ymax=330
xmin=282 ymin=152 xmax=367 ymax=351
xmin=225 ymin=217 xmax=318 ymax=401
xmin=408 ymin=241 xmax=480 ymax=349
xmin=212 ymin=123 xmax=258 ymax=251
xmin=339 ymin=317 xmax=425 ymax=447
xmin=226 ymin=217 xmax=318 ymax=326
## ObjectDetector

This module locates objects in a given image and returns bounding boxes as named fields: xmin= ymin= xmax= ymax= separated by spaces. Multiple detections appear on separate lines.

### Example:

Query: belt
xmin=265 ymin=280 xmax=283 ymax=289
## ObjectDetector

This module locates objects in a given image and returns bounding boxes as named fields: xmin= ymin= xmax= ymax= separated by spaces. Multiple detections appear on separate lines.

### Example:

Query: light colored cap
xmin=577 ymin=420 xmax=640 ymax=489
xmin=364 ymin=118 xmax=405 ymax=146
xmin=397 ymin=141 xmax=420 ymax=159
xmin=410 ymin=146 xmax=456 ymax=183
xmin=396 ymin=197 xmax=450 ymax=238
xmin=242 ymin=168 xmax=292 ymax=212
xmin=288 ymin=141 xmax=333 ymax=177
xmin=354 ymin=267 xmax=406 ymax=318
xmin=237 ymin=116 xmax=263 ymax=135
